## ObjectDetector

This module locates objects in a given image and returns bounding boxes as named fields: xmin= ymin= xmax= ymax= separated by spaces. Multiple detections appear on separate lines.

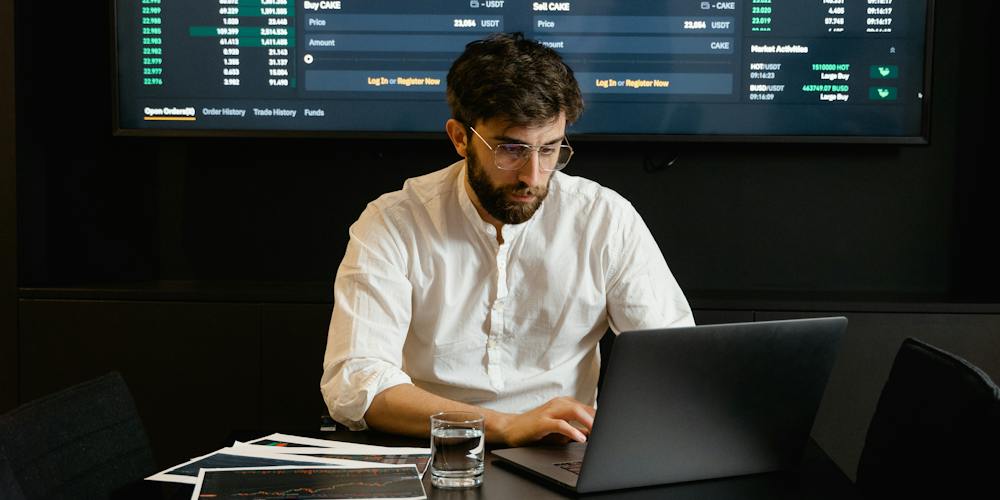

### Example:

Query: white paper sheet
xmin=232 ymin=441 xmax=432 ymax=476
xmin=244 ymin=432 xmax=430 ymax=455
xmin=146 ymin=445 xmax=390 ymax=485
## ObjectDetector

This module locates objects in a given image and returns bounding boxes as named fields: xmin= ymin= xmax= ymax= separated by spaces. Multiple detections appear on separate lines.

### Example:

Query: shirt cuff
xmin=321 ymin=359 xmax=413 ymax=431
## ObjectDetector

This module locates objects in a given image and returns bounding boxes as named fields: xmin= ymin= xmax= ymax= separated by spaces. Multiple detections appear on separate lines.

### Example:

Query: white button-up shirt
xmin=321 ymin=160 xmax=693 ymax=429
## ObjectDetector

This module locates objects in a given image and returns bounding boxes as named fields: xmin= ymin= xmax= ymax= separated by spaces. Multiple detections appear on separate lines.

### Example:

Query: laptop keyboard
xmin=554 ymin=460 xmax=583 ymax=475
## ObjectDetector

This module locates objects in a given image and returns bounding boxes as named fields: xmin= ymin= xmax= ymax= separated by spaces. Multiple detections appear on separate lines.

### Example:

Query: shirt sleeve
xmin=320 ymin=203 xmax=414 ymax=430
xmin=605 ymin=203 xmax=694 ymax=333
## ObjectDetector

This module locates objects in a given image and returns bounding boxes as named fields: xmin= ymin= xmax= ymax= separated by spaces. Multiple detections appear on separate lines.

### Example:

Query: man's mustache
xmin=507 ymin=183 xmax=546 ymax=197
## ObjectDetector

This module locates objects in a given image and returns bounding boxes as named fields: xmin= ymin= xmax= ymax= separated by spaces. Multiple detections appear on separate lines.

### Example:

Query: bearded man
xmin=321 ymin=33 xmax=692 ymax=446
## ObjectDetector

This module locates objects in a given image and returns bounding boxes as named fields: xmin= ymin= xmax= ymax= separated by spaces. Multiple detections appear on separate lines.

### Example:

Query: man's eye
xmin=499 ymin=144 xmax=529 ymax=157
xmin=538 ymin=146 xmax=558 ymax=156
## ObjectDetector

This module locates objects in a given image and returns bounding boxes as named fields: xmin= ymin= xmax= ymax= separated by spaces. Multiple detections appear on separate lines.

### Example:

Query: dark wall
xmin=1 ymin=0 xmax=17 ymax=413
xmin=13 ymin=1 xmax=991 ymax=299
xmin=951 ymin=1 xmax=997 ymax=299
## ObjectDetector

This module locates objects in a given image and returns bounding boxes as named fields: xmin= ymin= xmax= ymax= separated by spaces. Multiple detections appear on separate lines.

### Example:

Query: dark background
xmin=13 ymin=2 xmax=992 ymax=296
xmin=1 ymin=0 xmax=996 ymax=482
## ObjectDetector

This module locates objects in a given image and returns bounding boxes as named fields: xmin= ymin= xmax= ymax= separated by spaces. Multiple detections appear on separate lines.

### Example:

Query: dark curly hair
xmin=446 ymin=32 xmax=583 ymax=128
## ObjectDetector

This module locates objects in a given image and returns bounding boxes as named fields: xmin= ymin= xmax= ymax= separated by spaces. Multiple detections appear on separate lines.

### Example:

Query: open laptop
xmin=492 ymin=317 xmax=846 ymax=493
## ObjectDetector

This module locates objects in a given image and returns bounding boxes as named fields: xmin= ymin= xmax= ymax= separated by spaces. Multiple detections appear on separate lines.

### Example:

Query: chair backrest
xmin=0 ymin=450 xmax=26 ymax=500
xmin=0 ymin=372 xmax=156 ymax=500
xmin=856 ymin=337 xmax=1000 ymax=499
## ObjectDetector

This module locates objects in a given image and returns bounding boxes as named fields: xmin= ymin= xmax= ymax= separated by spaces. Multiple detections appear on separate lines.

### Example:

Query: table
xmin=125 ymin=429 xmax=861 ymax=499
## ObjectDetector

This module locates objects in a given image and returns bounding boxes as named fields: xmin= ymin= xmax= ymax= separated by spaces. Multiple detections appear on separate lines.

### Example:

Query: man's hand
xmin=498 ymin=397 xmax=596 ymax=447
xmin=365 ymin=385 xmax=595 ymax=447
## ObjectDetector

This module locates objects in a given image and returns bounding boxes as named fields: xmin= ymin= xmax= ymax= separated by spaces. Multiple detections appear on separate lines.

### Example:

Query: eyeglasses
xmin=469 ymin=126 xmax=574 ymax=172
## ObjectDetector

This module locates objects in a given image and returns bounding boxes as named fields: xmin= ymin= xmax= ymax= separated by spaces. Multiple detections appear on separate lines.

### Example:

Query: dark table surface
xmin=124 ymin=429 xmax=861 ymax=499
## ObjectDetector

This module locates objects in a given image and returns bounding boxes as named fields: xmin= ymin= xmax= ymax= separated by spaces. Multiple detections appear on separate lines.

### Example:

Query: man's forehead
xmin=478 ymin=114 xmax=566 ymax=142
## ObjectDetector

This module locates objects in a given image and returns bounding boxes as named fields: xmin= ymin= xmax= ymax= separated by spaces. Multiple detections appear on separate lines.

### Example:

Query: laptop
xmin=492 ymin=317 xmax=846 ymax=493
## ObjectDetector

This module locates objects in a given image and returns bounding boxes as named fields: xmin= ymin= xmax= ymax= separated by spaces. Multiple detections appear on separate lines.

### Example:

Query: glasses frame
xmin=468 ymin=126 xmax=574 ymax=172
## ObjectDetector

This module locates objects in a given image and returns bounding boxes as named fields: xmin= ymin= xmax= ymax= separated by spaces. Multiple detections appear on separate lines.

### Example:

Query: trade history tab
xmin=114 ymin=0 xmax=930 ymax=138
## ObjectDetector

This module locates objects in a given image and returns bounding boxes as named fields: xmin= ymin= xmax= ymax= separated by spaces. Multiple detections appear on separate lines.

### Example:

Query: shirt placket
xmin=487 ymin=239 xmax=509 ymax=391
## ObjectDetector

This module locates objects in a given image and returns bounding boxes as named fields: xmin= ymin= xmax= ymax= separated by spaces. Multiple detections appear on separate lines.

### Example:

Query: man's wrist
xmin=482 ymin=409 xmax=513 ymax=445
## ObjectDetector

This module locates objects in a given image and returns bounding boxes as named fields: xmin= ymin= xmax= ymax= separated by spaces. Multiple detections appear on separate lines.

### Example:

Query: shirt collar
xmin=456 ymin=160 xmax=491 ymax=234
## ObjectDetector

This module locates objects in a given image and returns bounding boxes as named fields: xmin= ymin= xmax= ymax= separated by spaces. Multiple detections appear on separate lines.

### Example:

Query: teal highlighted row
xmin=190 ymin=26 xmax=295 ymax=37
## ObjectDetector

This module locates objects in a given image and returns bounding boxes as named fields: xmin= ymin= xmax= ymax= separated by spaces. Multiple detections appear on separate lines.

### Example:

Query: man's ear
xmin=445 ymin=119 xmax=469 ymax=158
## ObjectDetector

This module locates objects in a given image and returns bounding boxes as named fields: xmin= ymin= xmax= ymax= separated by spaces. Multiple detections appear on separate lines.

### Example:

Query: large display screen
xmin=114 ymin=0 xmax=933 ymax=142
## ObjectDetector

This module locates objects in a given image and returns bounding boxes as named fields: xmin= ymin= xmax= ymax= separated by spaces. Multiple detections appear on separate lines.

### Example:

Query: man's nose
xmin=517 ymin=151 xmax=544 ymax=187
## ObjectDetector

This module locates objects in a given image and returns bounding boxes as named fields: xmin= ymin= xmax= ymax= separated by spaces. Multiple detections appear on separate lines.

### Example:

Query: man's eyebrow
xmin=495 ymin=134 xmax=564 ymax=145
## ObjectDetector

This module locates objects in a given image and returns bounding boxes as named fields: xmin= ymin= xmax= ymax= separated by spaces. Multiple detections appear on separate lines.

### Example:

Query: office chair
xmin=855 ymin=338 xmax=1000 ymax=499
xmin=0 ymin=372 xmax=157 ymax=500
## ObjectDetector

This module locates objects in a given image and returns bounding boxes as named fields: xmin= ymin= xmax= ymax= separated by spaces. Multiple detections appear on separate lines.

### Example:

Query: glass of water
xmin=429 ymin=411 xmax=485 ymax=488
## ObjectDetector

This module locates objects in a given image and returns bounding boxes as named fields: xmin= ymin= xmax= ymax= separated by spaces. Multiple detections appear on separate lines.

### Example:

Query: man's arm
xmin=321 ymin=204 xmax=416 ymax=430
xmin=366 ymin=384 xmax=596 ymax=447
xmin=605 ymin=204 xmax=694 ymax=332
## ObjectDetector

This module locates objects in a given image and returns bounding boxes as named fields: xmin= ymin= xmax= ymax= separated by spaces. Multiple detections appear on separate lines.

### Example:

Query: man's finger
xmin=552 ymin=419 xmax=588 ymax=443
xmin=546 ymin=400 xmax=596 ymax=431
xmin=568 ymin=405 xmax=595 ymax=430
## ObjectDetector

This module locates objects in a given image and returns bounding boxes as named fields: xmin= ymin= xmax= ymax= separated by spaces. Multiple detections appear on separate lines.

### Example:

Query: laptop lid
xmin=494 ymin=317 xmax=846 ymax=493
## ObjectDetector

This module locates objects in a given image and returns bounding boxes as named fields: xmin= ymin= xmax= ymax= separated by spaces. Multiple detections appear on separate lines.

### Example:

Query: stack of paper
xmin=147 ymin=433 xmax=430 ymax=499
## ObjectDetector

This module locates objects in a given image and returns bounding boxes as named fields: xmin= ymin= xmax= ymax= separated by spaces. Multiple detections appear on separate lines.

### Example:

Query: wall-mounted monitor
xmin=114 ymin=0 xmax=933 ymax=142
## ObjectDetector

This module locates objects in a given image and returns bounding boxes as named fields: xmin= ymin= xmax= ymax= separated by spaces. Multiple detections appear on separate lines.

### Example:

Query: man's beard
xmin=466 ymin=148 xmax=549 ymax=225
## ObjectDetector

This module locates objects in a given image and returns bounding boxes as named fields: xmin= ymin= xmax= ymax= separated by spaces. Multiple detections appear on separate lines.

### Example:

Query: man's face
xmin=465 ymin=114 xmax=567 ymax=225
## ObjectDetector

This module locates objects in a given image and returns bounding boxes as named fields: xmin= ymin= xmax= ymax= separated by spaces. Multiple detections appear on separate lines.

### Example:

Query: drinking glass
xmin=429 ymin=411 xmax=485 ymax=488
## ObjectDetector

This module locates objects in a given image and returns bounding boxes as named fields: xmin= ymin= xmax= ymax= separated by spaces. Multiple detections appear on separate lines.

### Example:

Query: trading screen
xmin=116 ymin=0 xmax=929 ymax=139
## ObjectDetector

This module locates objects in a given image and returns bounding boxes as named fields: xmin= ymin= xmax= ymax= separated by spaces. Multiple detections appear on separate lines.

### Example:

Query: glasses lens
xmin=555 ymin=145 xmax=573 ymax=170
xmin=494 ymin=144 xmax=530 ymax=170
xmin=493 ymin=144 xmax=574 ymax=171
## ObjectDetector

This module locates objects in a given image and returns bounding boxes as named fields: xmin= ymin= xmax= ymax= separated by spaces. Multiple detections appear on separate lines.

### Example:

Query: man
xmin=321 ymin=33 xmax=692 ymax=447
